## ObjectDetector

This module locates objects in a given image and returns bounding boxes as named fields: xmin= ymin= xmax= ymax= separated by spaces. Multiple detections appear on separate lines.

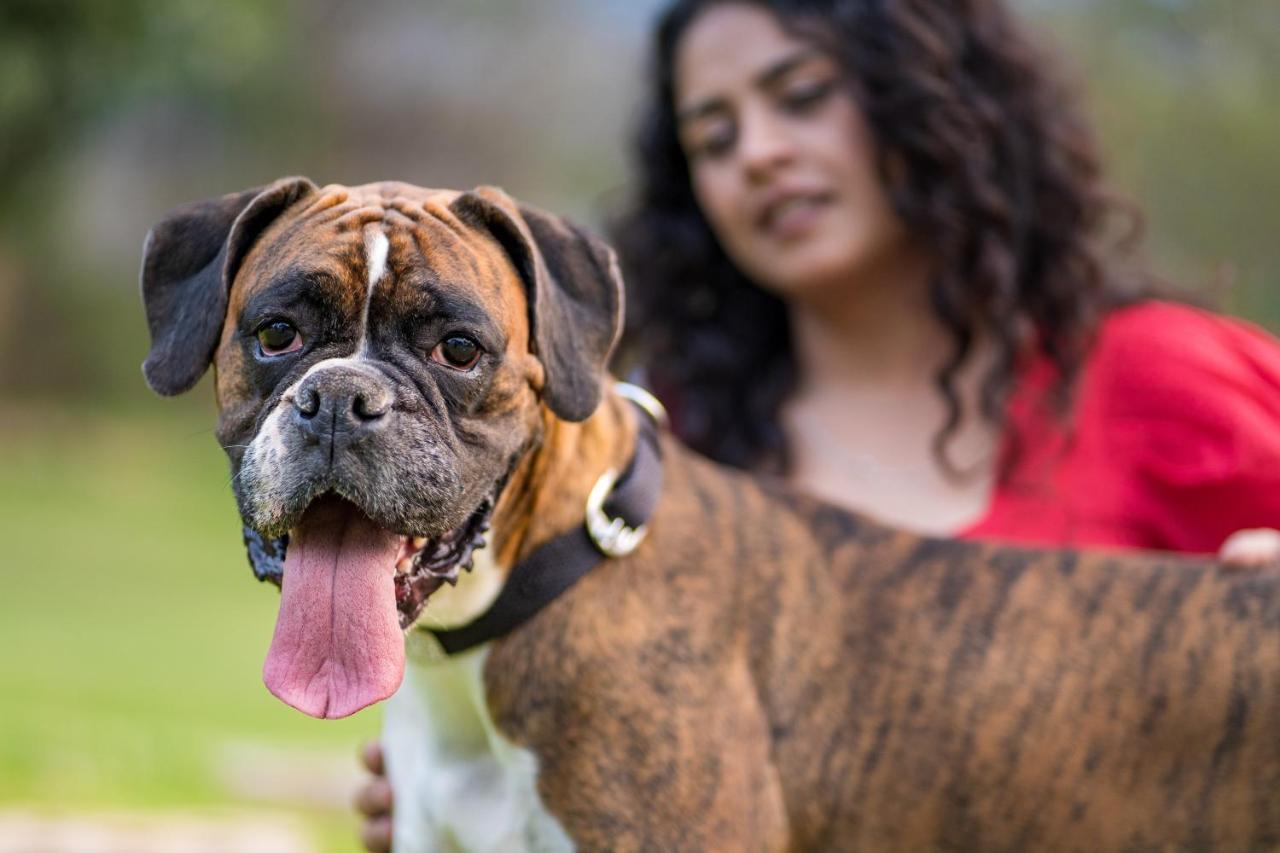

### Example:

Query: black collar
xmin=424 ymin=401 xmax=665 ymax=656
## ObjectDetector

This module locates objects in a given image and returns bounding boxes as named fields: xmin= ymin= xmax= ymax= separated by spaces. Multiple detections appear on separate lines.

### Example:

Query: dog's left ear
xmin=450 ymin=186 xmax=623 ymax=422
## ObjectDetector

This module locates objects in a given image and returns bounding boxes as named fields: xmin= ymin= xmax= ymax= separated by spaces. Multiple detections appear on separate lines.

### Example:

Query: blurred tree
xmin=0 ymin=0 xmax=290 ymax=210
xmin=1033 ymin=0 xmax=1280 ymax=321
xmin=0 ymin=0 xmax=1274 ymax=403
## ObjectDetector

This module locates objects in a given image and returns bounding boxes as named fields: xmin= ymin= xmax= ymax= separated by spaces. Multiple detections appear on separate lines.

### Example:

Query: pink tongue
xmin=263 ymin=498 xmax=406 ymax=719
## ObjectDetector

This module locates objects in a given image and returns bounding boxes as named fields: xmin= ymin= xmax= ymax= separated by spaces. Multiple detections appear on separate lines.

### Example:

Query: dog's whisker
xmin=180 ymin=425 xmax=219 ymax=440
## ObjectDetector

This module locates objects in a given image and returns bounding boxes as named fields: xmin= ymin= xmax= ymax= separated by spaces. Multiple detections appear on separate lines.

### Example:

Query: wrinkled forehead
xmin=230 ymin=182 xmax=526 ymax=331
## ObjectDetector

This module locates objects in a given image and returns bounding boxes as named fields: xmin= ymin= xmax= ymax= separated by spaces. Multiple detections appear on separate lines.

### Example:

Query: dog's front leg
xmin=510 ymin=655 xmax=791 ymax=852
xmin=384 ymin=635 xmax=576 ymax=853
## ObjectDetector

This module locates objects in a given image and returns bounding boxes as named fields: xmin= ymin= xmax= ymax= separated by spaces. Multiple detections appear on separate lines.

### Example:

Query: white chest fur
xmin=382 ymin=624 xmax=574 ymax=852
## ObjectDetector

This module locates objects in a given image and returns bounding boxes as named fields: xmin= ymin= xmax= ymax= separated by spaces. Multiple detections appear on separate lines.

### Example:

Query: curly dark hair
xmin=611 ymin=0 xmax=1148 ymax=475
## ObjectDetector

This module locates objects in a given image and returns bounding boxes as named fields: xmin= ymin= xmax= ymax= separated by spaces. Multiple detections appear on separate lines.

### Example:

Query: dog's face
xmin=140 ymin=178 xmax=621 ymax=717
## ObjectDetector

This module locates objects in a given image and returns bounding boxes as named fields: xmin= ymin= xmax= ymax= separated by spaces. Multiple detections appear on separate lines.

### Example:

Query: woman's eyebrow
xmin=754 ymin=47 xmax=825 ymax=88
xmin=676 ymin=47 xmax=827 ymax=126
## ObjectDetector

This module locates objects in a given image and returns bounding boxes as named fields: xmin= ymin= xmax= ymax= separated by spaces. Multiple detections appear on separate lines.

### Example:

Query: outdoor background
xmin=1 ymin=0 xmax=1277 ymax=850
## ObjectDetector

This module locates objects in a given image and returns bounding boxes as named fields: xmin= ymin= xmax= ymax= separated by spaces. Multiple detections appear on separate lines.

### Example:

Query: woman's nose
xmin=737 ymin=106 xmax=795 ymax=180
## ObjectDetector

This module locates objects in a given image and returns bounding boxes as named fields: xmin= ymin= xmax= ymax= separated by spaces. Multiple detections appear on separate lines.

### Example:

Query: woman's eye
xmin=256 ymin=321 xmax=302 ymax=356
xmin=781 ymin=79 xmax=834 ymax=112
xmin=431 ymin=335 xmax=482 ymax=370
xmin=686 ymin=121 xmax=736 ymax=161
xmin=697 ymin=131 xmax=735 ymax=159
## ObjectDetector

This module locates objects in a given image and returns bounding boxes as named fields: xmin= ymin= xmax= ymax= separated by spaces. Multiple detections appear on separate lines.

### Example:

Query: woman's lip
xmin=758 ymin=192 xmax=832 ymax=239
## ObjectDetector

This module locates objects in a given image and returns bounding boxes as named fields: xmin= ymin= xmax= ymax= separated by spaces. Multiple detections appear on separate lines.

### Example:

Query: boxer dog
xmin=141 ymin=178 xmax=1280 ymax=851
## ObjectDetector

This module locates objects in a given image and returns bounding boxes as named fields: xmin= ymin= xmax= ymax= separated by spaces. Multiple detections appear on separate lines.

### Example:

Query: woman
xmin=358 ymin=0 xmax=1280 ymax=847
xmin=615 ymin=0 xmax=1280 ymax=552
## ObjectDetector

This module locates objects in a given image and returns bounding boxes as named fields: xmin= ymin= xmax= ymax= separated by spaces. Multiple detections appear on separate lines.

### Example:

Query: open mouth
xmin=246 ymin=493 xmax=494 ymax=628
xmin=391 ymin=496 xmax=492 ymax=629
xmin=245 ymin=491 xmax=496 ymax=720
xmin=756 ymin=191 xmax=834 ymax=237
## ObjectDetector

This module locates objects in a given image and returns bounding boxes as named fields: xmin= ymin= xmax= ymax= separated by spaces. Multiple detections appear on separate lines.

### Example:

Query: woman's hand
xmin=355 ymin=740 xmax=394 ymax=853
xmin=1219 ymin=528 xmax=1280 ymax=568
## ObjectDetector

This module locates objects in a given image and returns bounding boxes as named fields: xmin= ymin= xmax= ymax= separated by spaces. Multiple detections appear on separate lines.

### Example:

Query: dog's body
xmin=141 ymin=179 xmax=1280 ymax=851
xmin=391 ymin=406 xmax=1280 ymax=851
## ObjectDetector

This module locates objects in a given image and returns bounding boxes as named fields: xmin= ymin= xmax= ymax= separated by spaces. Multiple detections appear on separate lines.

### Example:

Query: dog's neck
xmin=491 ymin=388 xmax=637 ymax=570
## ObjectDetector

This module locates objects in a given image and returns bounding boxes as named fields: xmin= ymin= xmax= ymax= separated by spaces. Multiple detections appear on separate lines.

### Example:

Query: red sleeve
xmin=1094 ymin=303 xmax=1280 ymax=553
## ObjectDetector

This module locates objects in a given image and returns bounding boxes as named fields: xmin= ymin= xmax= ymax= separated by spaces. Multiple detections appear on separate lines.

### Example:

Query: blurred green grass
xmin=0 ymin=399 xmax=378 ymax=850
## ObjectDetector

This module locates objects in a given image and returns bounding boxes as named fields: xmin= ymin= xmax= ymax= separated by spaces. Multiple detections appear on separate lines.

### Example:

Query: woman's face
xmin=674 ymin=3 xmax=912 ymax=299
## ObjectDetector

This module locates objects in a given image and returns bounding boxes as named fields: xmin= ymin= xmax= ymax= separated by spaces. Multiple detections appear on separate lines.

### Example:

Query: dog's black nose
xmin=292 ymin=365 xmax=394 ymax=450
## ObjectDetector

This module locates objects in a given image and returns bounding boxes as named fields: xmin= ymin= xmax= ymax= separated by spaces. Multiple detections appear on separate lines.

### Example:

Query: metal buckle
xmin=585 ymin=468 xmax=647 ymax=557
xmin=613 ymin=381 xmax=668 ymax=428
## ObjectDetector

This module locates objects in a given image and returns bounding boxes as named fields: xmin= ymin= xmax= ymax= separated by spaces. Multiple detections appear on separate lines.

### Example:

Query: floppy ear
xmin=139 ymin=176 xmax=318 ymax=396
xmin=449 ymin=186 xmax=623 ymax=422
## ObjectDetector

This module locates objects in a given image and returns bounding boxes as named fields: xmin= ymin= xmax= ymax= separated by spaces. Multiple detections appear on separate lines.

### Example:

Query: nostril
xmin=295 ymin=387 xmax=320 ymax=419
xmin=353 ymin=391 xmax=391 ymax=421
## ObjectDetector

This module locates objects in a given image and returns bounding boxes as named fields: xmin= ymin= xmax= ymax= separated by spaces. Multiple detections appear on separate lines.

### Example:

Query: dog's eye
xmin=257 ymin=321 xmax=302 ymax=357
xmin=431 ymin=335 xmax=481 ymax=370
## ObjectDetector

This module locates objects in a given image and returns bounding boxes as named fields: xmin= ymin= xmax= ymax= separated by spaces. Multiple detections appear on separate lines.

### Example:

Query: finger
xmin=360 ymin=740 xmax=386 ymax=776
xmin=354 ymin=777 xmax=395 ymax=818
xmin=359 ymin=814 xmax=394 ymax=853
xmin=1219 ymin=528 xmax=1280 ymax=569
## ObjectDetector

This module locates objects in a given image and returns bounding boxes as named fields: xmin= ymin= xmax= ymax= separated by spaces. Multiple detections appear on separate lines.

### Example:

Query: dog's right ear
xmin=140 ymin=176 xmax=317 ymax=396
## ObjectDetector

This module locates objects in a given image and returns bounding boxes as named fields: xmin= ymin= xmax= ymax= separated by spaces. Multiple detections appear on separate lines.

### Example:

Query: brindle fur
xmin=495 ymin=407 xmax=1280 ymax=850
xmin=142 ymin=180 xmax=1280 ymax=852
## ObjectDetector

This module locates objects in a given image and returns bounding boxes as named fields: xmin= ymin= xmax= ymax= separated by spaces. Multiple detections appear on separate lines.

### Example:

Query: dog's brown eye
xmin=257 ymin=321 xmax=302 ymax=356
xmin=432 ymin=335 xmax=481 ymax=370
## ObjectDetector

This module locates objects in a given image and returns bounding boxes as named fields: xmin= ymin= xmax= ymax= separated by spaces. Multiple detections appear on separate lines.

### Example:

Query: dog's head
xmin=140 ymin=178 xmax=622 ymax=717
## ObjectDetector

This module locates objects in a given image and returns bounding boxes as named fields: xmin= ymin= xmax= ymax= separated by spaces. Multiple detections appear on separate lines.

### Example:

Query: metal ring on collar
xmin=585 ymin=468 xmax=648 ymax=557
xmin=614 ymin=381 xmax=668 ymax=428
